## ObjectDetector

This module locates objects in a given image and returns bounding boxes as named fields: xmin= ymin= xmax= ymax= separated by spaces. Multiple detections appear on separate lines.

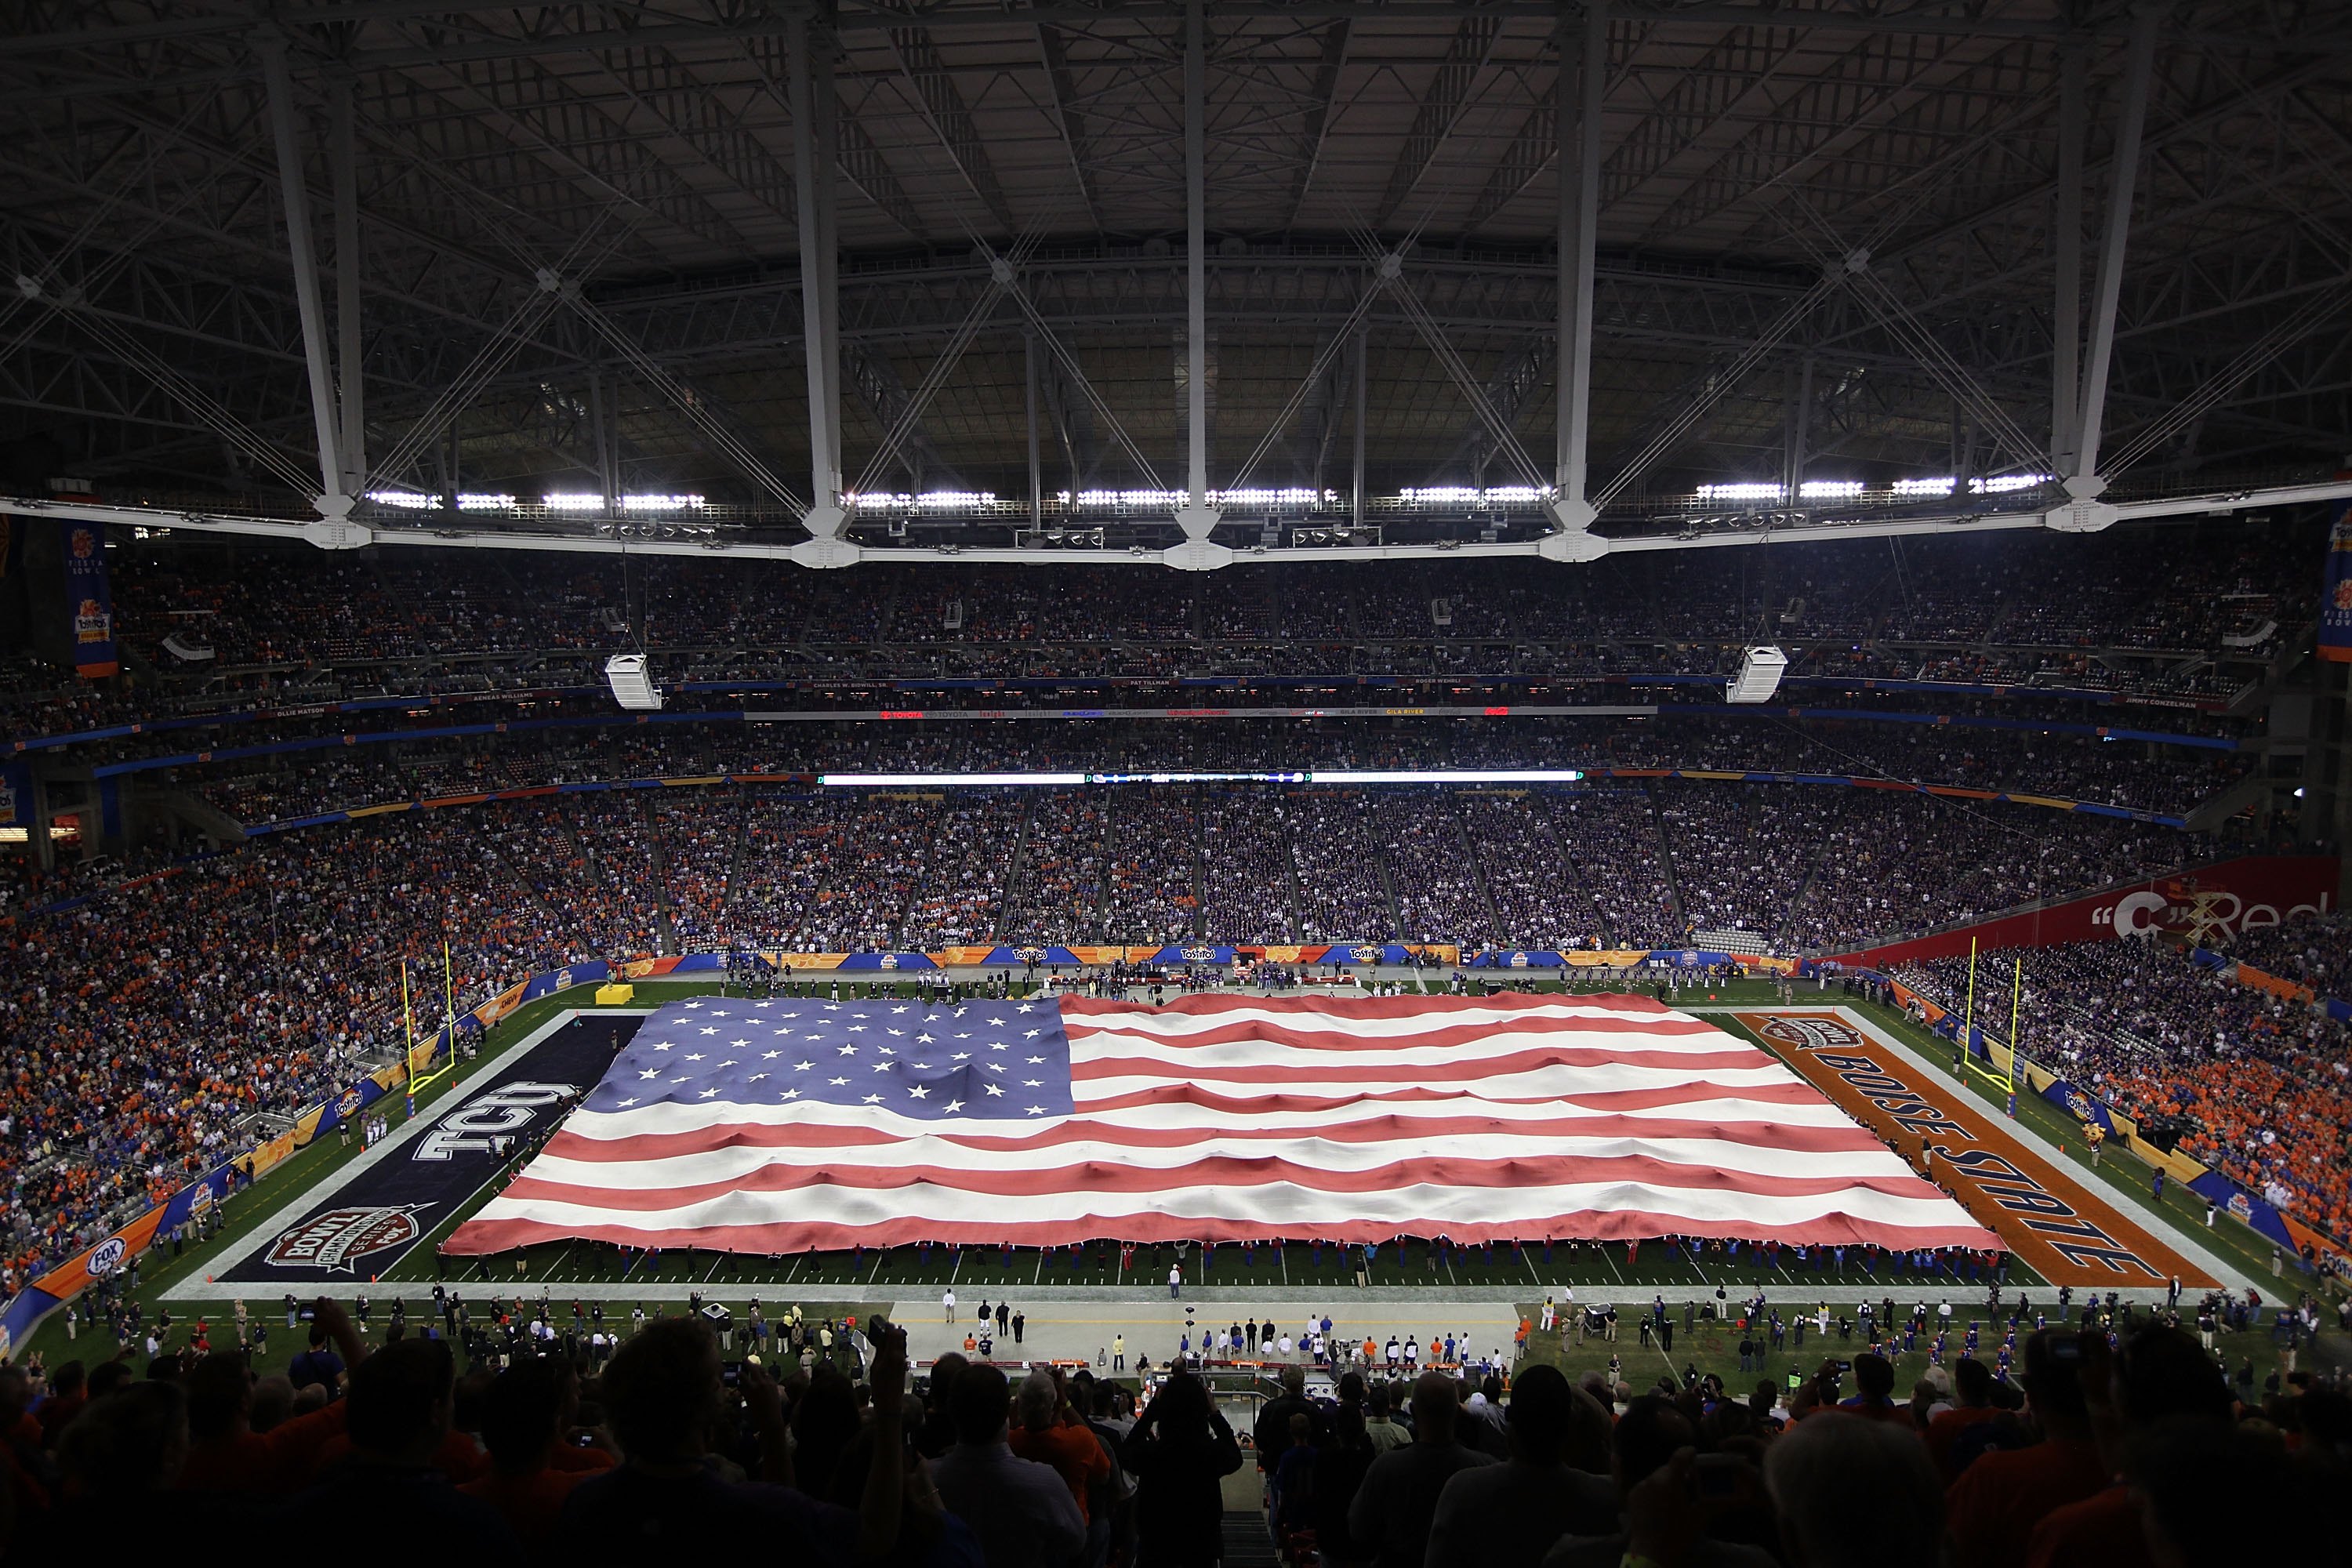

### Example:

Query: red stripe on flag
xmin=494 ymin=1152 xmax=1944 ymax=1210
xmin=542 ymin=1109 xmax=1889 ymax=1164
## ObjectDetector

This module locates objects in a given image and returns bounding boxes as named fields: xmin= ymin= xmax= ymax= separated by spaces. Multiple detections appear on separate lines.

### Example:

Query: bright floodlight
xmin=604 ymin=652 xmax=662 ymax=711
xmin=1726 ymin=645 xmax=1789 ymax=703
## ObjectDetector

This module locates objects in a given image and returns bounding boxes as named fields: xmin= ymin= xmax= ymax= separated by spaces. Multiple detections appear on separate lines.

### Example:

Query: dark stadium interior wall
xmin=9 ymin=519 xmax=69 ymax=670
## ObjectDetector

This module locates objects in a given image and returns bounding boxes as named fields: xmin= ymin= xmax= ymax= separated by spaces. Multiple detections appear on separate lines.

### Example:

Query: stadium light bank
xmin=817 ymin=769 xmax=1588 ymax=787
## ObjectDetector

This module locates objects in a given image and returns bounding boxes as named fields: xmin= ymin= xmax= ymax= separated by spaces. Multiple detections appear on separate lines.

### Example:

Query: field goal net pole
xmin=1962 ymin=949 xmax=2024 ymax=1111
xmin=403 ymin=945 xmax=459 ymax=1105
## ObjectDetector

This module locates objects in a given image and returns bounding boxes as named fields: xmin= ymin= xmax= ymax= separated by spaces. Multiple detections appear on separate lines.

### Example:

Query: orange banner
xmin=33 ymin=1207 xmax=163 ymax=1305
xmin=2232 ymin=963 xmax=2316 ymax=1004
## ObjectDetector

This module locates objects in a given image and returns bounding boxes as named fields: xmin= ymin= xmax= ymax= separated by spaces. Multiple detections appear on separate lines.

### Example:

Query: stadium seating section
xmin=0 ymin=518 xmax=2336 ymax=1299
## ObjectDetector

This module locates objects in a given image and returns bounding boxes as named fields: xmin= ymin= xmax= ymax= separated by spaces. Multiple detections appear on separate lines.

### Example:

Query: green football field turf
xmin=9 ymin=974 xmax=2339 ymax=1391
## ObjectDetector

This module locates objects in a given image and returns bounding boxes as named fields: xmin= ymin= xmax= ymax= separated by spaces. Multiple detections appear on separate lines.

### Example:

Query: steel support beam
xmin=330 ymin=84 xmax=366 ymax=495
xmin=2068 ymin=5 xmax=2161 ymax=503
xmin=258 ymin=31 xmax=347 ymax=516
xmin=1786 ymin=352 xmax=1813 ymax=493
xmin=1552 ymin=2 xmax=1606 ymax=538
xmin=589 ymin=361 xmax=617 ymax=505
xmin=1174 ymin=0 xmax=1220 ymax=548
xmin=1025 ymin=330 xmax=1043 ymax=526
xmin=1352 ymin=327 xmax=1367 ymax=527
xmin=789 ymin=13 xmax=844 ymax=539
xmin=2051 ymin=37 xmax=2085 ymax=472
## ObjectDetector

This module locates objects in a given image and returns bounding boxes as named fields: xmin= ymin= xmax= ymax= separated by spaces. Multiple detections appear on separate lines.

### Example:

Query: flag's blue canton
xmin=584 ymin=997 xmax=1076 ymax=1120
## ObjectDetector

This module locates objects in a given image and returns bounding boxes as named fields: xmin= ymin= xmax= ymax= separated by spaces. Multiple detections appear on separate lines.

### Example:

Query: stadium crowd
xmin=1891 ymin=936 xmax=2352 ymax=1248
xmin=78 ymin=520 xmax=2306 ymax=667
xmin=0 ymin=1294 xmax=2336 ymax=1565
xmin=80 ymin=706 xmax=2251 ymax=825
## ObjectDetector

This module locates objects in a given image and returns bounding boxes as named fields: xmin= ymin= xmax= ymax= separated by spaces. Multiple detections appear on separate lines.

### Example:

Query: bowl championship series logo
xmin=264 ymin=1206 xmax=428 ymax=1273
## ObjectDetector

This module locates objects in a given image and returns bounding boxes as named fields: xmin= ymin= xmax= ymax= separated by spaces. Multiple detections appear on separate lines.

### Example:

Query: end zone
xmin=1735 ymin=1009 xmax=2231 ymax=1290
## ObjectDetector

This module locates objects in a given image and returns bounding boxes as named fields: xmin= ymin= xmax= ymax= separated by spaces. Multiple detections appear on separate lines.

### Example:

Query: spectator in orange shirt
xmin=1006 ymin=1367 xmax=1112 ymax=1526
xmin=176 ymin=1352 xmax=347 ymax=1496
xmin=1944 ymin=1330 xmax=2107 ymax=1568
xmin=2024 ymin=1327 xmax=2230 ymax=1568
xmin=459 ymin=1358 xmax=608 ymax=1547
xmin=1925 ymin=1358 xmax=2004 ymax=1479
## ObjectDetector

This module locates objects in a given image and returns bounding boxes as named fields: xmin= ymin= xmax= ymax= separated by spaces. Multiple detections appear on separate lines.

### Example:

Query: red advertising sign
xmin=1828 ymin=855 xmax=2339 ymax=968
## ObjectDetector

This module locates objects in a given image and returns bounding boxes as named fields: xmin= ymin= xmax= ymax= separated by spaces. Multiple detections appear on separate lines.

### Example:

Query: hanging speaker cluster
xmin=604 ymin=653 xmax=663 ymax=711
xmin=1726 ymin=646 xmax=1789 ymax=704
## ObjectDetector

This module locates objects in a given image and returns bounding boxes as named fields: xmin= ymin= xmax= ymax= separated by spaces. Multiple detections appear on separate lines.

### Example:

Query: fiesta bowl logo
xmin=552 ymin=968 xmax=576 ymax=991
xmin=1181 ymin=946 xmax=1216 ymax=964
xmin=74 ymin=597 xmax=111 ymax=645
xmin=86 ymin=1237 xmax=129 ymax=1277
xmin=264 ymin=1206 xmax=427 ymax=1272
xmin=1350 ymin=945 xmax=1381 ymax=964
xmin=1508 ymin=951 xmax=1531 ymax=967
xmin=188 ymin=1183 xmax=216 ymax=1218
xmin=1680 ymin=950 xmax=1700 ymax=966
xmin=878 ymin=953 xmax=900 ymax=970
xmin=69 ymin=526 xmax=96 ymax=560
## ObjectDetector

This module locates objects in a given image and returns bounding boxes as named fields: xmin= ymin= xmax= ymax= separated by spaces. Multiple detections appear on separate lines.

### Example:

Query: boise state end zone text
xmin=1749 ymin=1014 xmax=2168 ymax=1281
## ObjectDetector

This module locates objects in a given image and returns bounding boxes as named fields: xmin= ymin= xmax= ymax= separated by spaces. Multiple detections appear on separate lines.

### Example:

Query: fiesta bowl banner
xmin=1828 ymin=855 xmax=2340 ymax=968
xmin=61 ymin=520 xmax=117 ymax=678
xmin=2320 ymin=496 xmax=2352 ymax=662
xmin=2188 ymin=1171 xmax=2298 ymax=1252
xmin=2041 ymin=1077 xmax=2118 ymax=1135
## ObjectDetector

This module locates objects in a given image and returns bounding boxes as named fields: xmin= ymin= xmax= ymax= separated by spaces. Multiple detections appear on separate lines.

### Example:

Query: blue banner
xmin=837 ymin=952 xmax=939 ymax=971
xmin=61 ymin=521 xmax=118 ymax=677
xmin=1149 ymin=945 xmax=1240 ymax=965
xmin=2040 ymin=1077 xmax=2116 ymax=1134
xmin=1467 ymin=949 xmax=1568 ymax=968
xmin=2321 ymin=499 xmax=2352 ymax=663
xmin=2188 ymin=1171 xmax=2298 ymax=1251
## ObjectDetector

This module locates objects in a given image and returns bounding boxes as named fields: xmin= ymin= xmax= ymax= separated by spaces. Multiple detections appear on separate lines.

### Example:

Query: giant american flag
xmin=444 ymin=991 xmax=1997 ymax=1254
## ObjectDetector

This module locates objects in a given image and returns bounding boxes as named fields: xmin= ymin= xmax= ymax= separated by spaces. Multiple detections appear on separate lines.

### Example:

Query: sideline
xmin=1717 ymin=1005 xmax=2244 ymax=1292
xmin=186 ymin=1010 xmax=645 ymax=1289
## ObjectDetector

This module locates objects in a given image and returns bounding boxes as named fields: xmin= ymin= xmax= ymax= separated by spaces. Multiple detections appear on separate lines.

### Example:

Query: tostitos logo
xmin=336 ymin=1088 xmax=364 ymax=1120
xmin=2063 ymin=1090 xmax=2098 ymax=1121
xmin=1350 ymin=946 xmax=1381 ymax=964
xmin=264 ymin=1206 xmax=426 ymax=1272
xmin=1181 ymin=946 xmax=1216 ymax=964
